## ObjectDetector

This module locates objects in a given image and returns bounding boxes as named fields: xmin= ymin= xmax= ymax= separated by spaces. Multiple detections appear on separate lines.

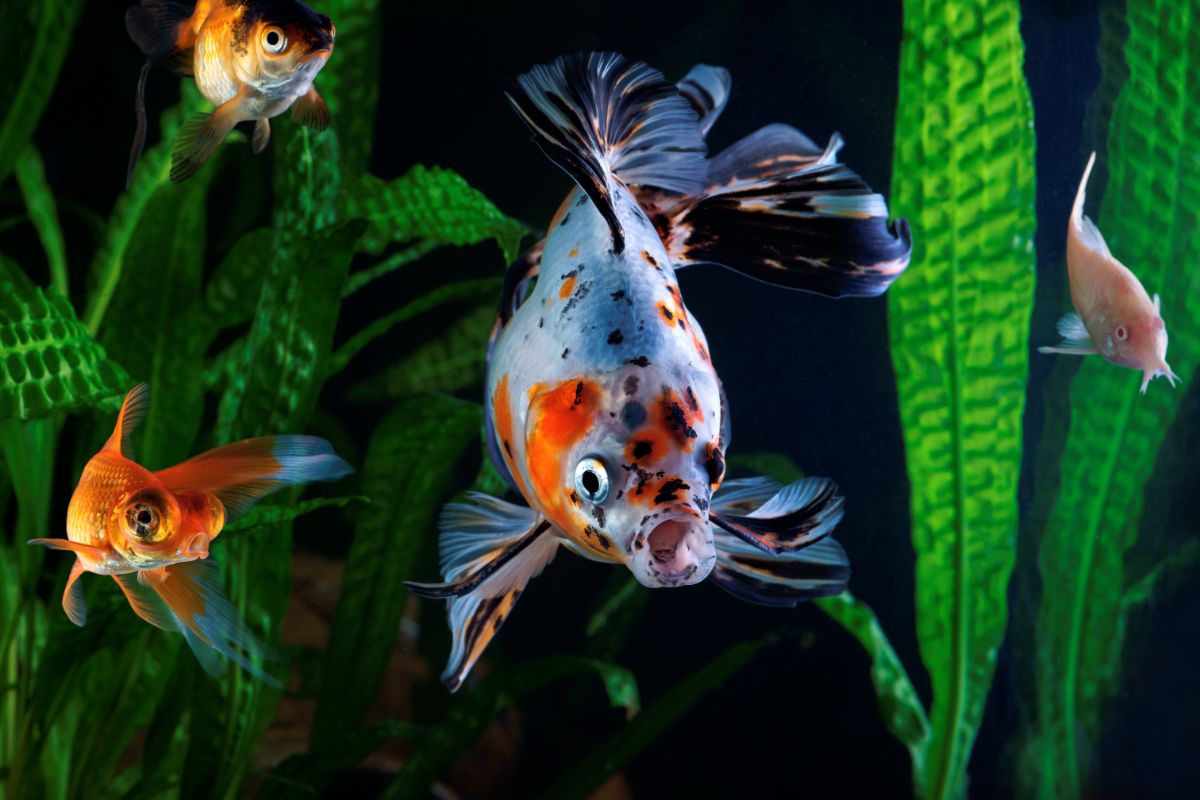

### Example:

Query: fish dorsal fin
xmin=104 ymin=383 xmax=151 ymax=457
xmin=507 ymin=52 xmax=708 ymax=253
xmin=677 ymin=64 xmax=732 ymax=138
xmin=1071 ymin=151 xmax=1112 ymax=258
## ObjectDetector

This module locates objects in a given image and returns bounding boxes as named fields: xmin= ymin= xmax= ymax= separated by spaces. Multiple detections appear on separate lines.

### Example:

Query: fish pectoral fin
xmin=170 ymin=97 xmax=246 ymax=183
xmin=27 ymin=537 xmax=109 ymax=558
xmin=710 ymin=476 xmax=844 ymax=555
xmin=710 ymin=534 xmax=850 ymax=607
xmin=507 ymin=53 xmax=708 ymax=253
xmin=291 ymin=87 xmax=331 ymax=132
xmin=402 ymin=493 xmax=559 ymax=691
xmin=252 ymin=118 xmax=271 ymax=154
xmin=1056 ymin=311 xmax=1091 ymax=341
xmin=154 ymin=436 xmax=352 ymax=522
xmin=63 ymin=560 xmax=89 ymax=627
xmin=146 ymin=559 xmax=281 ymax=686
xmin=113 ymin=573 xmax=181 ymax=632
xmin=663 ymin=125 xmax=911 ymax=298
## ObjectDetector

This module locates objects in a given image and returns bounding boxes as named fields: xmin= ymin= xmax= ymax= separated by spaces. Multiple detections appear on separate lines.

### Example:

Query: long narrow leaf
xmin=889 ymin=1 xmax=1037 ymax=797
xmin=14 ymin=148 xmax=68 ymax=297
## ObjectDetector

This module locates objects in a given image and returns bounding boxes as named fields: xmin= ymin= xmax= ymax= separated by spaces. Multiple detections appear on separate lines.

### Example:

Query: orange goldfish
xmin=125 ymin=0 xmax=336 ymax=185
xmin=1039 ymin=152 xmax=1180 ymax=393
xmin=29 ymin=384 xmax=352 ymax=683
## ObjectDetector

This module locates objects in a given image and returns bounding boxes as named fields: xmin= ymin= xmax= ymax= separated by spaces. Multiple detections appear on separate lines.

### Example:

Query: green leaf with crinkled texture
xmin=535 ymin=639 xmax=762 ymax=800
xmin=312 ymin=0 xmax=381 ymax=178
xmin=344 ymin=299 xmax=495 ymax=398
xmin=84 ymin=84 xmax=208 ymax=336
xmin=100 ymin=173 xmax=216 ymax=468
xmin=0 ymin=0 xmax=85 ymax=186
xmin=223 ymin=495 xmax=368 ymax=536
xmin=0 ymin=268 xmax=129 ymax=421
xmin=311 ymin=395 xmax=479 ymax=748
xmin=1026 ymin=2 xmax=1200 ymax=797
xmin=888 ymin=1 xmax=1037 ymax=797
xmin=15 ymin=148 xmax=68 ymax=296
xmin=204 ymin=228 xmax=274 ymax=334
xmin=343 ymin=167 xmax=528 ymax=263
xmin=260 ymin=720 xmax=424 ymax=800
xmin=382 ymin=656 xmax=640 ymax=800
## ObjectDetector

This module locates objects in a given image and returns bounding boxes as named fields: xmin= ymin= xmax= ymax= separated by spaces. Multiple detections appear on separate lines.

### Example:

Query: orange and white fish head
xmin=522 ymin=367 xmax=725 ymax=589
xmin=231 ymin=4 xmax=335 ymax=91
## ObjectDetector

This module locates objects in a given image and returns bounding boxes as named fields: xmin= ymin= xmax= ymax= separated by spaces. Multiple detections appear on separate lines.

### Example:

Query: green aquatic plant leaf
xmin=1026 ymin=2 xmax=1200 ymax=796
xmin=0 ymin=0 xmax=85 ymax=186
xmin=535 ymin=639 xmax=763 ymax=800
xmin=382 ymin=656 xmax=640 ymax=800
xmin=342 ymin=167 xmax=529 ymax=264
xmin=0 ymin=264 xmax=129 ymax=422
xmin=328 ymin=277 xmax=499 ymax=377
xmin=14 ymin=148 xmax=68 ymax=297
xmin=222 ymin=495 xmax=369 ymax=536
xmin=100 ymin=173 xmax=216 ymax=468
xmin=889 ymin=0 xmax=1037 ymax=796
xmin=204 ymin=227 xmax=274 ymax=334
xmin=83 ymin=84 xmax=208 ymax=336
xmin=260 ymin=720 xmax=425 ymax=800
xmin=312 ymin=0 xmax=381 ymax=179
xmin=311 ymin=395 xmax=480 ymax=749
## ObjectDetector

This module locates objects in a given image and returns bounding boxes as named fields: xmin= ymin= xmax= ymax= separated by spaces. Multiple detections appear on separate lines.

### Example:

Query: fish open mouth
xmin=634 ymin=516 xmax=715 ymax=587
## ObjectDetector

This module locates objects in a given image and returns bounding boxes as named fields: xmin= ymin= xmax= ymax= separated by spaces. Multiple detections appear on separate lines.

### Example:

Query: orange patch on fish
xmin=559 ymin=275 xmax=577 ymax=299
xmin=567 ymin=246 xmax=580 ymax=258
xmin=492 ymin=375 xmax=530 ymax=499
xmin=526 ymin=379 xmax=600 ymax=524
xmin=548 ymin=192 xmax=575 ymax=231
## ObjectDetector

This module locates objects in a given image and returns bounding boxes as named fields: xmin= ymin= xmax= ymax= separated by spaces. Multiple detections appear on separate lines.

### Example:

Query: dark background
xmin=8 ymin=0 xmax=1199 ymax=796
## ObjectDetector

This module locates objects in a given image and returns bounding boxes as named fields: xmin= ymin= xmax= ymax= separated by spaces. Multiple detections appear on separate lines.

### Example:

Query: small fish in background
xmin=406 ymin=52 xmax=913 ymax=690
xmin=1039 ymin=152 xmax=1180 ymax=393
xmin=29 ymin=384 xmax=352 ymax=684
xmin=125 ymin=0 xmax=336 ymax=185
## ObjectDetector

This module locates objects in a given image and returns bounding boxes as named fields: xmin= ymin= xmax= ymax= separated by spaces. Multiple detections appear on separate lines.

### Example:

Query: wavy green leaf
xmin=0 ymin=266 xmax=128 ymax=421
xmin=343 ymin=167 xmax=528 ymax=264
xmin=0 ymin=0 xmax=85 ymax=186
xmin=382 ymin=657 xmax=640 ymax=800
xmin=535 ymin=639 xmax=762 ymax=800
xmin=14 ymin=148 xmax=68 ymax=297
xmin=222 ymin=495 xmax=368 ymax=537
xmin=204 ymin=228 xmax=274 ymax=334
xmin=311 ymin=394 xmax=479 ymax=748
xmin=1027 ymin=2 xmax=1200 ymax=797
xmin=889 ymin=1 xmax=1037 ymax=797
xmin=314 ymin=0 xmax=381 ymax=179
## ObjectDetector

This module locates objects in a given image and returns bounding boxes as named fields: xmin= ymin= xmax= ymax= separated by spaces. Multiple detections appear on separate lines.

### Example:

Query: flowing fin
xmin=662 ymin=133 xmax=912 ymax=298
xmin=711 ymin=535 xmax=850 ymax=607
xmin=170 ymin=96 xmax=245 ymax=183
xmin=403 ymin=494 xmax=559 ymax=691
xmin=507 ymin=52 xmax=707 ymax=253
xmin=63 ymin=560 xmax=88 ymax=627
xmin=1056 ymin=311 xmax=1090 ymax=341
xmin=291 ymin=87 xmax=331 ymax=131
xmin=1071 ymin=152 xmax=1112 ymax=258
xmin=676 ymin=64 xmax=731 ymax=138
xmin=155 ymin=436 xmax=353 ymax=522
xmin=710 ymin=476 xmax=844 ymax=555
xmin=113 ymin=573 xmax=180 ymax=632
xmin=102 ymin=383 xmax=150 ymax=456
xmin=125 ymin=1 xmax=195 ymax=187
xmin=252 ymin=118 xmax=271 ymax=154
xmin=146 ymin=559 xmax=280 ymax=685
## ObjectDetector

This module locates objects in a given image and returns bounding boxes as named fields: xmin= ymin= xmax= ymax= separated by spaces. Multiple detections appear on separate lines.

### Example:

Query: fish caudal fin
xmin=677 ymin=64 xmax=732 ymax=138
xmin=404 ymin=493 xmax=559 ymax=691
xmin=507 ymin=52 xmax=708 ymax=253
xmin=710 ymin=476 xmax=845 ymax=555
xmin=113 ymin=573 xmax=181 ymax=632
xmin=155 ymin=435 xmax=353 ymax=522
xmin=143 ymin=560 xmax=280 ymax=685
xmin=662 ymin=127 xmax=912 ymax=298
xmin=125 ymin=1 xmax=195 ymax=187
xmin=103 ymin=383 xmax=150 ymax=457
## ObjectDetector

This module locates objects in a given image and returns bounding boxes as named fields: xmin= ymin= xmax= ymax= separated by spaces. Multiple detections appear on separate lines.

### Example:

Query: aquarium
xmin=0 ymin=0 xmax=1197 ymax=797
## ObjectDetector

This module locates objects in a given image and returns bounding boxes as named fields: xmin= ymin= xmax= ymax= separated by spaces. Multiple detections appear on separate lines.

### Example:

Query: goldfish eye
xmin=575 ymin=457 xmax=610 ymax=504
xmin=1115 ymin=325 xmax=1129 ymax=341
xmin=124 ymin=502 xmax=164 ymax=542
xmin=262 ymin=26 xmax=287 ymax=54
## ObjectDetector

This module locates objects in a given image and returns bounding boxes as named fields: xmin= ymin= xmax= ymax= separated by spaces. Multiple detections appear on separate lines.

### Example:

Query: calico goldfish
xmin=1039 ymin=152 xmax=1179 ymax=393
xmin=29 ymin=384 xmax=352 ymax=683
xmin=125 ymin=0 xmax=336 ymax=185
xmin=406 ymin=52 xmax=912 ymax=690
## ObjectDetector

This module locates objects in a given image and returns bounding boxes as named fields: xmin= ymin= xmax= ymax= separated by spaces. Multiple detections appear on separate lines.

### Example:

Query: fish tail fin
xmin=404 ymin=494 xmax=558 ymax=691
xmin=676 ymin=64 xmax=732 ymax=138
xmin=103 ymin=383 xmax=150 ymax=457
xmin=154 ymin=435 xmax=353 ymax=522
xmin=661 ymin=125 xmax=912 ymax=298
xmin=143 ymin=560 xmax=281 ymax=685
xmin=507 ymin=52 xmax=708 ymax=253
xmin=1073 ymin=151 xmax=1097 ymax=224
xmin=125 ymin=1 xmax=195 ymax=187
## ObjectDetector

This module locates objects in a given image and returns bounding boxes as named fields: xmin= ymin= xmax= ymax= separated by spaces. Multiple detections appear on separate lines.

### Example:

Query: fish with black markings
xmin=405 ymin=52 xmax=913 ymax=691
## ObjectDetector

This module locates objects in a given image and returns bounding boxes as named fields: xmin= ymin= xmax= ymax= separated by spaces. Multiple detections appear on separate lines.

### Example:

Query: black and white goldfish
xmin=406 ymin=52 xmax=913 ymax=690
xmin=1039 ymin=152 xmax=1179 ymax=393
xmin=125 ymin=0 xmax=336 ymax=185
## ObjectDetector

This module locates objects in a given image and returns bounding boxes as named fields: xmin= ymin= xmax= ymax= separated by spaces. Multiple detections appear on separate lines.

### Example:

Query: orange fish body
xmin=31 ymin=384 xmax=352 ymax=683
xmin=1040 ymin=152 xmax=1179 ymax=393
xmin=125 ymin=0 xmax=336 ymax=184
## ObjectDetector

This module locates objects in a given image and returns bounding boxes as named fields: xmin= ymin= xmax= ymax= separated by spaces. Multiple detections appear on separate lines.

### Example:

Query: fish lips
xmin=631 ymin=510 xmax=715 ymax=588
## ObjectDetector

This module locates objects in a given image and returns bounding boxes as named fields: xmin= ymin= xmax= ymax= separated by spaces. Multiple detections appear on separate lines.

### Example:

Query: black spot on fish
xmin=642 ymin=250 xmax=658 ymax=267
xmin=623 ymin=375 xmax=639 ymax=396
xmin=559 ymin=212 xmax=571 ymax=227
xmin=562 ymin=280 xmax=592 ymax=314
xmin=665 ymin=401 xmax=698 ymax=440
xmin=632 ymin=440 xmax=652 ymax=459
xmin=592 ymin=505 xmax=607 ymax=528
xmin=611 ymin=290 xmax=626 ymax=301
xmin=569 ymin=490 xmax=580 ymax=506
xmin=706 ymin=448 xmax=725 ymax=485
xmin=561 ymin=347 xmax=570 ymax=359
xmin=573 ymin=381 xmax=584 ymax=407
xmin=503 ymin=439 xmax=513 ymax=458
xmin=693 ymin=495 xmax=710 ymax=512
xmin=661 ymin=306 xmax=675 ymax=322
xmin=654 ymin=479 xmax=690 ymax=505
xmin=561 ymin=269 xmax=578 ymax=281
xmin=627 ymin=356 xmax=651 ymax=367
xmin=538 ymin=317 xmax=544 ymax=328
xmin=576 ymin=193 xmax=588 ymax=207
xmin=607 ymin=329 xmax=624 ymax=345
xmin=685 ymin=387 xmax=699 ymax=411
xmin=633 ymin=533 xmax=646 ymax=550
xmin=621 ymin=401 xmax=646 ymax=431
